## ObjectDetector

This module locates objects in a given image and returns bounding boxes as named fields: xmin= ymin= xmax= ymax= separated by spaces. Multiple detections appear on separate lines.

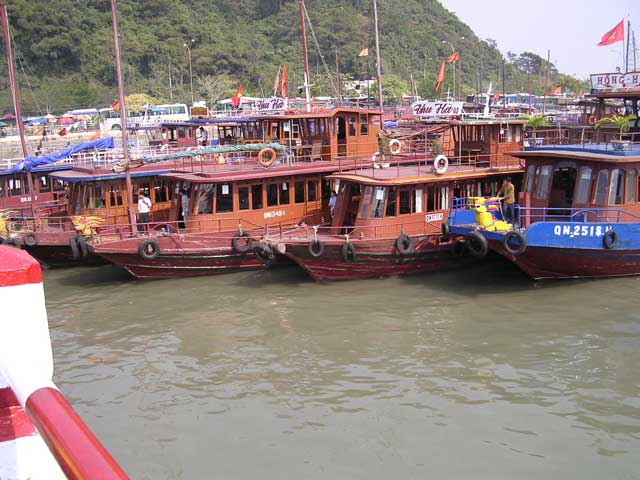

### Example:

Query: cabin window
xmin=238 ymin=187 xmax=249 ymax=210
xmin=154 ymin=180 xmax=171 ymax=203
xmin=415 ymin=189 xmax=423 ymax=213
xmin=627 ymin=169 xmax=636 ymax=203
xmin=109 ymin=186 xmax=123 ymax=207
xmin=53 ymin=179 xmax=65 ymax=192
xmin=371 ymin=187 xmax=385 ymax=218
xmin=385 ymin=187 xmax=397 ymax=217
xmin=295 ymin=181 xmax=305 ymax=203
xmin=476 ymin=182 xmax=483 ymax=196
xmin=10 ymin=177 xmax=22 ymax=196
xmin=360 ymin=185 xmax=372 ymax=218
xmin=216 ymin=184 xmax=233 ymax=212
xmin=251 ymin=184 xmax=263 ymax=209
xmin=525 ymin=165 xmax=536 ymax=193
xmin=308 ymin=119 xmax=317 ymax=136
xmin=534 ymin=165 xmax=553 ymax=200
xmin=360 ymin=115 xmax=368 ymax=135
xmin=608 ymin=169 xmax=625 ymax=205
xmin=507 ymin=126 xmax=513 ymax=142
xmin=267 ymin=184 xmax=278 ymax=207
xmin=440 ymin=186 xmax=450 ymax=210
xmin=499 ymin=127 xmax=506 ymax=143
xmin=574 ymin=167 xmax=592 ymax=204
xmin=39 ymin=176 xmax=51 ymax=193
xmin=307 ymin=180 xmax=317 ymax=202
xmin=399 ymin=190 xmax=412 ymax=215
xmin=138 ymin=184 xmax=150 ymax=198
xmin=178 ymin=127 xmax=186 ymax=139
xmin=85 ymin=186 xmax=105 ymax=209
xmin=279 ymin=182 xmax=290 ymax=205
xmin=593 ymin=169 xmax=609 ymax=205
xmin=198 ymin=184 xmax=214 ymax=214
xmin=464 ymin=183 xmax=474 ymax=198
xmin=514 ymin=126 xmax=521 ymax=142
xmin=348 ymin=117 xmax=356 ymax=136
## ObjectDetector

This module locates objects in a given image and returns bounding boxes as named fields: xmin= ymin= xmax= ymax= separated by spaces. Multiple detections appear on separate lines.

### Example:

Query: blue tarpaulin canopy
xmin=1 ymin=137 xmax=115 ymax=174
xmin=25 ymin=118 xmax=46 ymax=126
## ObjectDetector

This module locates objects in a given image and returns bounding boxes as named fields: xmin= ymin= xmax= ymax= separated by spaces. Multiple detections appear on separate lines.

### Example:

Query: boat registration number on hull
xmin=552 ymin=224 xmax=612 ymax=237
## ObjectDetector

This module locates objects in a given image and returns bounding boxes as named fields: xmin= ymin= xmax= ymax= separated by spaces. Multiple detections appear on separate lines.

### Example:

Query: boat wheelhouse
xmin=447 ymin=142 xmax=640 ymax=279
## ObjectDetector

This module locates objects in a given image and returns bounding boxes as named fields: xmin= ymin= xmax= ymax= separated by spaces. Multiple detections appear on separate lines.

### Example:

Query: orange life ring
xmin=258 ymin=148 xmax=277 ymax=168
xmin=588 ymin=115 xmax=596 ymax=126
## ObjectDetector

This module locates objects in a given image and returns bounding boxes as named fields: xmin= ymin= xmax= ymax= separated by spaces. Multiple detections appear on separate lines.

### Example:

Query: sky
xmin=439 ymin=0 xmax=639 ymax=79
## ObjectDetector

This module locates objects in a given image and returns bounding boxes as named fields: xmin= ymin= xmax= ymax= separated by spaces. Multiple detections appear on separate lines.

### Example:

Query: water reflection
xmin=43 ymin=262 xmax=640 ymax=479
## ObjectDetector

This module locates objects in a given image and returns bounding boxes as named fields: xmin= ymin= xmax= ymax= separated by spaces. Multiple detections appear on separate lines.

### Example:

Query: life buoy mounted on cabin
xmin=388 ymin=139 xmax=401 ymax=155
xmin=433 ymin=154 xmax=448 ymax=175
xmin=258 ymin=148 xmax=277 ymax=168
xmin=588 ymin=115 xmax=596 ymax=126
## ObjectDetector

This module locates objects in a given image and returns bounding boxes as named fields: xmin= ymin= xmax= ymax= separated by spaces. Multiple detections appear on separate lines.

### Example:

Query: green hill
xmin=0 ymin=0 xmax=586 ymax=114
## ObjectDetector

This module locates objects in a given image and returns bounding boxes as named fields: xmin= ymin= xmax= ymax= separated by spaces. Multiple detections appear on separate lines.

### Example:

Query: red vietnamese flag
xmin=58 ymin=127 xmax=68 ymax=137
xmin=434 ymin=61 xmax=446 ymax=93
xmin=273 ymin=65 xmax=281 ymax=96
xmin=231 ymin=84 xmax=243 ymax=107
xmin=550 ymin=86 xmax=562 ymax=95
xmin=597 ymin=20 xmax=624 ymax=46
xmin=447 ymin=51 xmax=460 ymax=63
xmin=111 ymin=99 xmax=120 ymax=112
xmin=280 ymin=64 xmax=288 ymax=98
xmin=492 ymin=92 xmax=501 ymax=102
xmin=90 ymin=130 xmax=100 ymax=141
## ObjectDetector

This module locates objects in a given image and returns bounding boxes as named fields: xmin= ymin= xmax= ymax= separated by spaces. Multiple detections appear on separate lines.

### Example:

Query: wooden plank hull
xmin=279 ymin=236 xmax=474 ymax=281
xmin=491 ymin=240 xmax=640 ymax=279
xmin=89 ymin=233 xmax=266 ymax=279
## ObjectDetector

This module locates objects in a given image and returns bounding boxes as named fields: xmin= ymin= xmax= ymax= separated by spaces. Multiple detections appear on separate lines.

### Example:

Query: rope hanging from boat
xmin=135 ymin=143 xmax=286 ymax=166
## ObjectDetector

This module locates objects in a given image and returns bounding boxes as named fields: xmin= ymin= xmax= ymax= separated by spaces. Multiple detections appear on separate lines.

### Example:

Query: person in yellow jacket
xmin=497 ymin=177 xmax=516 ymax=224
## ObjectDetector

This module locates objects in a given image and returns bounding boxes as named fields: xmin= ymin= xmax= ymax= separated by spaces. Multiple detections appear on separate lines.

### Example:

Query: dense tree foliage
xmin=0 ymin=0 xmax=587 ymax=114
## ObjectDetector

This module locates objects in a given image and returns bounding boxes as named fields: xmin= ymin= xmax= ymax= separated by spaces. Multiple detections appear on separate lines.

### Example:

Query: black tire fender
xmin=395 ymin=233 xmax=414 ymax=256
xmin=465 ymin=231 xmax=489 ymax=258
xmin=138 ymin=239 xmax=160 ymax=260
xmin=308 ymin=239 xmax=325 ymax=258
xmin=76 ymin=236 xmax=89 ymax=258
xmin=3 ymin=237 xmax=21 ymax=249
xmin=69 ymin=236 xmax=80 ymax=259
xmin=503 ymin=230 xmax=527 ymax=256
xmin=603 ymin=229 xmax=618 ymax=249
xmin=450 ymin=239 xmax=466 ymax=258
xmin=231 ymin=231 xmax=253 ymax=253
xmin=23 ymin=232 xmax=38 ymax=247
xmin=341 ymin=242 xmax=357 ymax=262
xmin=253 ymin=241 xmax=275 ymax=267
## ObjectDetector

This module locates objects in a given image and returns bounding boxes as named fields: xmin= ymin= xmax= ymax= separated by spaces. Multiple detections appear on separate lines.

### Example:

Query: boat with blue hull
xmin=446 ymin=143 xmax=640 ymax=279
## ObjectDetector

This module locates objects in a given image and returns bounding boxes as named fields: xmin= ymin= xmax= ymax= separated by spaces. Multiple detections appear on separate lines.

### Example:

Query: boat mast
xmin=109 ymin=0 xmax=136 ymax=228
xmin=372 ymin=0 xmax=384 ymax=126
xmin=543 ymin=49 xmax=550 ymax=115
xmin=0 ymin=0 xmax=35 ymax=204
xmin=298 ymin=0 xmax=311 ymax=112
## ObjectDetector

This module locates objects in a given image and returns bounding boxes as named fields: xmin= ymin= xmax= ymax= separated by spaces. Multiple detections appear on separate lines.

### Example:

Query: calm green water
xmin=42 ymin=261 xmax=640 ymax=479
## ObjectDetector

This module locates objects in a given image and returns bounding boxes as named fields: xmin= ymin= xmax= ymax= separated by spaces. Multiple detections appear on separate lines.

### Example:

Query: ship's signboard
xmin=590 ymin=72 xmax=640 ymax=90
xmin=256 ymin=97 xmax=287 ymax=112
xmin=411 ymin=101 xmax=464 ymax=117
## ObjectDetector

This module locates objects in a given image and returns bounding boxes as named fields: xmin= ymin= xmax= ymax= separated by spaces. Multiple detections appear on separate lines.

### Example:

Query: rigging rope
xmin=302 ymin=2 xmax=339 ymax=98
xmin=9 ymin=26 xmax=43 ymax=116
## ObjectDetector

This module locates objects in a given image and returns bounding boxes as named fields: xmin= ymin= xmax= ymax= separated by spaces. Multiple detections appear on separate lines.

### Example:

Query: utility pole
xmin=543 ymin=50 xmax=550 ymax=115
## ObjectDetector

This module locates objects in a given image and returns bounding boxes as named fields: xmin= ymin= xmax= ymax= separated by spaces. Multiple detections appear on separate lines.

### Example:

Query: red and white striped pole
xmin=0 ymin=246 xmax=128 ymax=479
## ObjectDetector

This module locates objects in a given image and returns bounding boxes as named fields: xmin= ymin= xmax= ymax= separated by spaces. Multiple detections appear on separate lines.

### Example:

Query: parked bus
xmin=99 ymin=103 xmax=189 ymax=131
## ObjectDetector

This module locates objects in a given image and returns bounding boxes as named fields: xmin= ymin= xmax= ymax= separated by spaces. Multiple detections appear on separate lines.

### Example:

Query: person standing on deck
xmin=181 ymin=189 xmax=190 ymax=227
xmin=329 ymin=190 xmax=337 ymax=219
xmin=137 ymin=191 xmax=152 ymax=230
xmin=197 ymin=127 xmax=208 ymax=147
xmin=497 ymin=177 xmax=516 ymax=224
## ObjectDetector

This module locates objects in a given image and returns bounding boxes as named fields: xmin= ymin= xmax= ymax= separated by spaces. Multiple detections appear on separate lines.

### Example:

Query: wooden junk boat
xmin=446 ymin=83 xmax=640 ymax=279
xmin=260 ymin=117 xmax=527 ymax=281
xmin=87 ymin=106 xmax=387 ymax=278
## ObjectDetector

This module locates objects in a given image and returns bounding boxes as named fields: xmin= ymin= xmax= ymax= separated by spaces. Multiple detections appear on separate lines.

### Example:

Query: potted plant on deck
xmin=522 ymin=115 xmax=550 ymax=147
xmin=595 ymin=114 xmax=638 ymax=151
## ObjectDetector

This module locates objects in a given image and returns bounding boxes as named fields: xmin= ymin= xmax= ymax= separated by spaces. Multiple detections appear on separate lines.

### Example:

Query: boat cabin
xmin=328 ymin=163 xmax=523 ymax=239
xmin=513 ymin=145 xmax=640 ymax=225
xmin=0 ymin=166 xmax=67 ymax=213
xmin=209 ymin=107 xmax=382 ymax=161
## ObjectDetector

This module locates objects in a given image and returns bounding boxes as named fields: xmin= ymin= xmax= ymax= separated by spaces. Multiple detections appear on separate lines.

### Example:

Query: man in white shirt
xmin=138 ymin=191 xmax=152 ymax=227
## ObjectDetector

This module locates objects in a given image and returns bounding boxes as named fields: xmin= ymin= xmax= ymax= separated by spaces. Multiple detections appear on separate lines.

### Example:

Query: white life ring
xmin=434 ymin=154 xmax=448 ymax=175
xmin=388 ymin=139 xmax=401 ymax=155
